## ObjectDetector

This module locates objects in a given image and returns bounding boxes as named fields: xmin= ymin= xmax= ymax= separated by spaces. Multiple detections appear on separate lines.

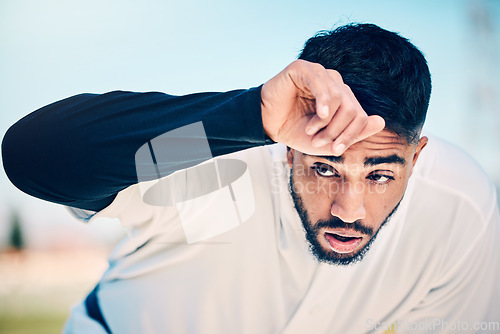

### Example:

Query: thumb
xmin=356 ymin=115 xmax=386 ymax=142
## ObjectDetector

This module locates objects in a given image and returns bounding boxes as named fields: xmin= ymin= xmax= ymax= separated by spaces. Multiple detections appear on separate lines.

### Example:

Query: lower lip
xmin=325 ymin=233 xmax=363 ymax=254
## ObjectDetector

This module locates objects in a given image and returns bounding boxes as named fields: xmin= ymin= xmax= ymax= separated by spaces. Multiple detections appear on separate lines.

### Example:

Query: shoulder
xmin=395 ymin=135 xmax=499 ymax=287
xmin=412 ymin=134 xmax=497 ymax=218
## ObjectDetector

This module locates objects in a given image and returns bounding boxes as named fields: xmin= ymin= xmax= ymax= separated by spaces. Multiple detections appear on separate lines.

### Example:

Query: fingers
xmin=303 ymin=69 xmax=344 ymax=135
xmin=354 ymin=115 xmax=386 ymax=142
xmin=265 ymin=60 xmax=385 ymax=155
xmin=309 ymin=115 xmax=385 ymax=156
xmin=315 ymin=111 xmax=369 ymax=154
xmin=306 ymin=69 xmax=385 ymax=156
xmin=288 ymin=61 xmax=341 ymax=121
xmin=331 ymin=115 xmax=386 ymax=155
xmin=309 ymin=83 xmax=362 ymax=147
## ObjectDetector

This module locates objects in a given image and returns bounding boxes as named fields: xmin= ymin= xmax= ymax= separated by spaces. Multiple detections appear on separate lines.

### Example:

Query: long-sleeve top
xmin=2 ymin=87 xmax=269 ymax=211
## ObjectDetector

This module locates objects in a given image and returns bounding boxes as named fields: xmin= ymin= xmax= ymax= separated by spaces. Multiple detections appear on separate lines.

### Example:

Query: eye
xmin=313 ymin=163 xmax=338 ymax=177
xmin=367 ymin=172 xmax=394 ymax=184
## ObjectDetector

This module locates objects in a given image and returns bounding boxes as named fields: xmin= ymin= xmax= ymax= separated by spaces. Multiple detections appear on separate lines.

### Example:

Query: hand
xmin=261 ymin=60 xmax=385 ymax=156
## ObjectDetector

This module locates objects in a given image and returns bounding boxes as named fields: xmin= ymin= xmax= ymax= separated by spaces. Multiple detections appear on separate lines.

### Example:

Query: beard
xmin=289 ymin=171 xmax=401 ymax=266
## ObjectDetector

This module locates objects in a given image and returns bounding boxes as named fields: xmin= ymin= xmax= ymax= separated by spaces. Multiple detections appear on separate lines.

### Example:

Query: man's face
xmin=287 ymin=130 xmax=427 ymax=266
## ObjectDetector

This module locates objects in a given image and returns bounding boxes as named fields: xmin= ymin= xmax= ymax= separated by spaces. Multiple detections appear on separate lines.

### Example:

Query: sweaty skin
xmin=260 ymin=60 xmax=426 ymax=264
xmin=261 ymin=60 xmax=385 ymax=157
xmin=287 ymin=130 xmax=428 ymax=264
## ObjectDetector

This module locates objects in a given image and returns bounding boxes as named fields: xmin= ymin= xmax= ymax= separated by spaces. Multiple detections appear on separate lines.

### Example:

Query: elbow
xmin=2 ymin=121 xmax=32 ymax=195
xmin=1 ymin=118 xmax=55 ymax=202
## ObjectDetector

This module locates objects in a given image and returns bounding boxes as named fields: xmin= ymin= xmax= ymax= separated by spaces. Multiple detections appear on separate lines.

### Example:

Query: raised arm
xmin=261 ymin=60 xmax=384 ymax=156
xmin=2 ymin=88 xmax=266 ymax=211
xmin=2 ymin=60 xmax=384 ymax=212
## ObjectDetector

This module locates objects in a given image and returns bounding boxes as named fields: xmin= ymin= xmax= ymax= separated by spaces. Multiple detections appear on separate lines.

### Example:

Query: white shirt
xmin=66 ymin=135 xmax=500 ymax=334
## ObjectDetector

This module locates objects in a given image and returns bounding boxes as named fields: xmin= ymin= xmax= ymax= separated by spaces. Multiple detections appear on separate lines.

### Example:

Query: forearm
xmin=2 ymin=87 xmax=269 ymax=211
xmin=3 ymin=59 xmax=386 ymax=213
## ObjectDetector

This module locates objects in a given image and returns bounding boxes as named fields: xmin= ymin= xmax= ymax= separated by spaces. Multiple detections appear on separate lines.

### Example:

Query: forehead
xmin=305 ymin=130 xmax=413 ymax=164
xmin=348 ymin=130 xmax=409 ymax=153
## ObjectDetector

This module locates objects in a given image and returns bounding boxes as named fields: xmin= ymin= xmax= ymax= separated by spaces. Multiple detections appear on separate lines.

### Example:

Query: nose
xmin=330 ymin=181 xmax=367 ymax=223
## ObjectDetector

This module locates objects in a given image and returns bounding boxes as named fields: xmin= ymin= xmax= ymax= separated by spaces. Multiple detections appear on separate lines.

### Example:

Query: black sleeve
xmin=2 ymin=86 xmax=272 ymax=211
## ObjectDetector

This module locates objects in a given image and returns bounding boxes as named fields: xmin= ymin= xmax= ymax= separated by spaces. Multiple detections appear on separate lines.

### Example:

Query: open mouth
xmin=324 ymin=232 xmax=363 ymax=254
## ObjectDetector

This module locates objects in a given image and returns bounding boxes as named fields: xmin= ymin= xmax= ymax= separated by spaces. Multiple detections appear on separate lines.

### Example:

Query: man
xmin=2 ymin=23 xmax=499 ymax=333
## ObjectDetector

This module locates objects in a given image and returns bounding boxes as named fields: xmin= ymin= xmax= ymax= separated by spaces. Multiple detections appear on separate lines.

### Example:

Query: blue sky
xmin=0 ymin=0 xmax=499 ymax=245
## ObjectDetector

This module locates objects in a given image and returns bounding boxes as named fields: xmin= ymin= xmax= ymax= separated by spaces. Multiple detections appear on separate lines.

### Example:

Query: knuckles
xmin=327 ymin=69 xmax=343 ymax=83
xmin=358 ymin=113 xmax=369 ymax=123
xmin=329 ymin=89 xmax=342 ymax=102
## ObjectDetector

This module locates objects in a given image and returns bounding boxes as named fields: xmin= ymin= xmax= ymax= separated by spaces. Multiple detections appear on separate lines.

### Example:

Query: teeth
xmin=328 ymin=231 xmax=360 ymax=238
xmin=335 ymin=235 xmax=353 ymax=242
xmin=326 ymin=232 xmax=360 ymax=242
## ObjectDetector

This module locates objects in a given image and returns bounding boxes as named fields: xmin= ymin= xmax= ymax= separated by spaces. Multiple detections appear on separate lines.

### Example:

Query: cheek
xmin=293 ymin=166 xmax=323 ymax=194
xmin=365 ymin=180 xmax=406 ymax=224
xmin=292 ymin=171 xmax=333 ymax=215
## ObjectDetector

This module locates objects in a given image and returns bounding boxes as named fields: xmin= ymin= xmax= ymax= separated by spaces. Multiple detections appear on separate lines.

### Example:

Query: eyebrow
xmin=304 ymin=153 xmax=406 ymax=166
xmin=317 ymin=155 xmax=344 ymax=164
xmin=364 ymin=154 xmax=407 ymax=167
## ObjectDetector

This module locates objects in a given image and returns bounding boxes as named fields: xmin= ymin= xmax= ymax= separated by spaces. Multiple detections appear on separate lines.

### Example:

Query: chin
xmin=288 ymin=171 xmax=401 ymax=266
xmin=308 ymin=232 xmax=375 ymax=266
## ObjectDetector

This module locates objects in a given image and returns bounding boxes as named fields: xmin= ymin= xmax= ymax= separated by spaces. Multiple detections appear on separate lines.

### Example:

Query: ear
xmin=286 ymin=147 xmax=295 ymax=168
xmin=412 ymin=136 xmax=428 ymax=167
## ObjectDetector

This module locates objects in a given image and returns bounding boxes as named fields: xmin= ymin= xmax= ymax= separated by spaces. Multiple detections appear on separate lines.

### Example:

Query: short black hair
xmin=299 ymin=23 xmax=431 ymax=144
